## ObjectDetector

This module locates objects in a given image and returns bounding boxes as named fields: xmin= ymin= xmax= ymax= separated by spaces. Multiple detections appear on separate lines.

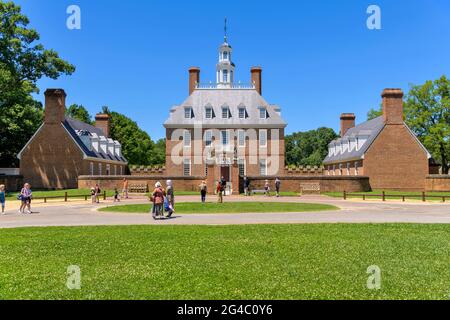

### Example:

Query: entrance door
xmin=220 ymin=166 xmax=230 ymax=182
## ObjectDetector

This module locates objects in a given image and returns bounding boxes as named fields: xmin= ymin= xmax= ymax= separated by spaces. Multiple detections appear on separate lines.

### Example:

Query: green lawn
xmin=5 ymin=189 xmax=115 ymax=199
xmin=240 ymin=191 xmax=301 ymax=197
xmin=98 ymin=202 xmax=338 ymax=214
xmin=0 ymin=224 xmax=448 ymax=299
xmin=324 ymin=190 xmax=450 ymax=201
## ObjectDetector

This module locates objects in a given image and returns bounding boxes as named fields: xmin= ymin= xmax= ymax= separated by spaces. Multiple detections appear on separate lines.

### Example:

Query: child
xmin=264 ymin=180 xmax=270 ymax=197
xmin=0 ymin=184 xmax=5 ymax=214
xmin=90 ymin=187 xmax=96 ymax=204
xmin=114 ymin=188 xmax=120 ymax=202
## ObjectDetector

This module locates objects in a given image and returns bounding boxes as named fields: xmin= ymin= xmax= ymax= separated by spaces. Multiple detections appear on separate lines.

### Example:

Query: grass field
xmin=0 ymin=224 xmax=448 ymax=300
xmin=5 ymin=189 xmax=115 ymax=199
xmin=98 ymin=202 xmax=338 ymax=214
xmin=324 ymin=190 xmax=450 ymax=201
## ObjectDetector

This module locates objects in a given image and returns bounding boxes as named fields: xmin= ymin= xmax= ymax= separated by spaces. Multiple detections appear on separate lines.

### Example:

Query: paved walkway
xmin=1 ymin=195 xmax=450 ymax=229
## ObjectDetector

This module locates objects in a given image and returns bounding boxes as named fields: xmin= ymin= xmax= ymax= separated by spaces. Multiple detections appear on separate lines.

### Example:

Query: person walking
xmin=275 ymin=178 xmax=281 ymax=197
xmin=114 ymin=188 xmax=120 ymax=202
xmin=90 ymin=187 xmax=96 ymax=204
xmin=122 ymin=178 xmax=129 ymax=199
xmin=166 ymin=180 xmax=175 ymax=218
xmin=216 ymin=180 xmax=223 ymax=203
xmin=220 ymin=176 xmax=227 ymax=196
xmin=94 ymin=184 xmax=101 ymax=204
xmin=0 ymin=184 xmax=6 ymax=215
xmin=243 ymin=176 xmax=251 ymax=196
xmin=151 ymin=182 xmax=165 ymax=219
xmin=199 ymin=181 xmax=207 ymax=203
xmin=264 ymin=180 xmax=270 ymax=197
xmin=19 ymin=183 xmax=32 ymax=214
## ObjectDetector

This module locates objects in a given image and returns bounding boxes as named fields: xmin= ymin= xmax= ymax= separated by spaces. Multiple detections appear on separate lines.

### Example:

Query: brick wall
xmin=0 ymin=175 xmax=24 ymax=192
xmin=364 ymin=125 xmax=429 ymax=191
xmin=425 ymin=175 xmax=450 ymax=192
xmin=241 ymin=175 xmax=371 ymax=194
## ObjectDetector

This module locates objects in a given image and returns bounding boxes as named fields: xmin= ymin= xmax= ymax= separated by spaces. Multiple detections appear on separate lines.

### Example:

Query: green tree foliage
xmin=285 ymin=127 xmax=338 ymax=167
xmin=66 ymin=104 xmax=92 ymax=124
xmin=367 ymin=105 xmax=383 ymax=120
xmin=0 ymin=1 xmax=75 ymax=166
xmin=100 ymin=108 xmax=165 ymax=166
xmin=404 ymin=76 xmax=450 ymax=174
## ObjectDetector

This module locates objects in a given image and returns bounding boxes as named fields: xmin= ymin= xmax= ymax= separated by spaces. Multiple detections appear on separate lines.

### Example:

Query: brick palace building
xmin=18 ymin=89 xmax=128 ymax=189
xmin=323 ymin=88 xmax=435 ymax=191
xmin=163 ymin=33 xmax=287 ymax=194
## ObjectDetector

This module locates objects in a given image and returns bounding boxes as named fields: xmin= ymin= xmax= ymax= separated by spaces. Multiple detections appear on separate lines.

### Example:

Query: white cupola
xmin=216 ymin=18 xmax=235 ymax=88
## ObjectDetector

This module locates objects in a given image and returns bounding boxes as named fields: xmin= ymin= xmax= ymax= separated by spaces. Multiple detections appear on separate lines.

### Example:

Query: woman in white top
xmin=19 ymin=183 xmax=33 ymax=214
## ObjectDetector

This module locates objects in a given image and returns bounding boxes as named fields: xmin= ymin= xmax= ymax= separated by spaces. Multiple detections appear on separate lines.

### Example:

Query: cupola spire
xmin=216 ymin=18 xmax=235 ymax=87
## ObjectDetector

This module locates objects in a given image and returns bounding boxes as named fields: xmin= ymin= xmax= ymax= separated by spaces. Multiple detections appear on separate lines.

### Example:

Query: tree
xmin=100 ymin=107 xmax=165 ymax=166
xmin=285 ymin=127 xmax=338 ymax=167
xmin=0 ymin=1 xmax=75 ymax=166
xmin=66 ymin=104 xmax=92 ymax=124
xmin=367 ymin=105 xmax=382 ymax=120
xmin=404 ymin=76 xmax=450 ymax=174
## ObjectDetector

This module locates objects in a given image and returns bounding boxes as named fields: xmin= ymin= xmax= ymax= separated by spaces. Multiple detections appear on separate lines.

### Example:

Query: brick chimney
xmin=95 ymin=113 xmax=110 ymax=138
xmin=382 ymin=88 xmax=404 ymax=124
xmin=189 ymin=67 xmax=200 ymax=95
xmin=251 ymin=66 xmax=262 ymax=95
xmin=340 ymin=113 xmax=356 ymax=136
xmin=44 ymin=89 xmax=66 ymax=124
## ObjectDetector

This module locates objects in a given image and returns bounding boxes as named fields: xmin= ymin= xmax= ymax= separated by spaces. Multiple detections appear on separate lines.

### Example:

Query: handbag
xmin=17 ymin=194 xmax=22 ymax=200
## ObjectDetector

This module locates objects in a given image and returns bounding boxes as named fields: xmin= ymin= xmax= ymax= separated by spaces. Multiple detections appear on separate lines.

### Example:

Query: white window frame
xmin=221 ymin=130 xmax=229 ymax=146
xmin=223 ymin=69 xmax=228 ymax=82
xmin=183 ymin=159 xmax=191 ymax=176
xmin=120 ymin=166 xmax=123 ymax=175
xmin=205 ymin=130 xmax=212 ymax=147
xmin=355 ymin=162 xmax=359 ymax=176
xmin=259 ymin=159 xmax=267 ymax=176
xmin=238 ymin=158 xmax=246 ymax=176
xmin=222 ymin=106 xmax=230 ymax=119
xmin=184 ymin=130 xmax=191 ymax=147
xmin=238 ymin=130 xmax=245 ymax=147
xmin=205 ymin=107 xmax=213 ymax=119
xmin=259 ymin=129 xmax=267 ymax=147
xmin=346 ymin=162 xmax=350 ymax=175
xmin=106 ymin=164 xmax=110 ymax=176
xmin=259 ymin=107 xmax=267 ymax=119
xmin=238 ymin=107 xmax=246 ymax=119
xmin=90 ymin=162 xmax=94 ymax=176
xmin=98 ymin=163 xmax=102 ymax=176
xmin=184 ymin=107 xmax=193 ymax=119
xmin=114 ymin=165 xmax=117 ymax=176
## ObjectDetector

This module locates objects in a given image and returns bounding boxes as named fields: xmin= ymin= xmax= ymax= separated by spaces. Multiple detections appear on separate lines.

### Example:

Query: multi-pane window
xmin=183 ymin=159 xmax=191 ymax=176
xmin=259 ymin=129 xmax=267 ymax=147
xmin=339 ymin=164 xmax=343 ymax=176
xmin=205 ymin=130 xmax=212 ymax=147
xmin=120 ymin=166 xmax=123 ymax=175
xmin=205 ymin=107 xmax=213 ymax=119
xmin=238 ymin=130 xmax=245 ymax=147
xmin=238 ymin=107 xmax=246 ymax=119
xmin=106 ymin=164 xmax=110 ymax=176
xmin=221 ymin=130 xmax=229 ymax=146
xmin=90 ymin=162 xmax=94 ymax=176
xmin=223 ymin=51 xmax=228 ymax=60
xmin=238 ymin=159 xmax=245 ymax=176
xmin=222 ymin=107 xmax=230 ymax=119
xmin=346 ymin=163 xmax=350 ymax=175
xmin=98 ymin=163 xmax=102 ymax=176
xmin=259 ymin=107 xmax=267 ymax=119
xmin=223 ymin=69 xmax=228 ymax=82
xmin=259 ymin=159 xmax=267 ymax=176
xmin=114 ymin=165 xmax=117 ymax=176
xmin=184 ymin=130 xmax=191 ymax=147
xmin=355 ymin=162 xmax=359 ymax=176
xmin=184 ymin=107 xmax=193 ymax=119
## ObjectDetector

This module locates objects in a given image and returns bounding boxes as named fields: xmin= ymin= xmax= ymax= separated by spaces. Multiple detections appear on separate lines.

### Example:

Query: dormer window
xmin=205 ymin=107 xmax=213 ymax=119
xmin=238 ymin=107 xmax=247 ymax=119
xmin=222 ymin=106 xmax=230 ymax=119
xmin=184 ymin=107 xmax=193 ymax=119
xmin=259 ymin=107 xmax=268 ymax=119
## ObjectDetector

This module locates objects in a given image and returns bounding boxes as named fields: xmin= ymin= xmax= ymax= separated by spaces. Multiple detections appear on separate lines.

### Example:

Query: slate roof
xmin=164 ymin=88 xmax=287 ymax=129
xmin=323 ymin=116 xmax=385 ymax=164
xmin=63 ymin=116 xmax=127 ymax=163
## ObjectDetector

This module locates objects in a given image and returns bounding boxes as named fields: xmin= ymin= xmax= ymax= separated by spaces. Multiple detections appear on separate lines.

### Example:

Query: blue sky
xmin=15 ymin=0 xmax=450 ymax=140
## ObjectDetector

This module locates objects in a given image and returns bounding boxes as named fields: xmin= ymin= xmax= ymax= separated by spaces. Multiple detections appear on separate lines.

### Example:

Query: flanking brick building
xmin=18 ymin=89 xmax=128 ymax=189
xmin=163 ymin=35 xmax=287 ymax=194
xmin=323 ymin=88 xmax=433 ymax=191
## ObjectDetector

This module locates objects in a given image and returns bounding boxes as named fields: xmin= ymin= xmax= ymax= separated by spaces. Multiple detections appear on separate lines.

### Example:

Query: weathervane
xmin=224 ymin=17 xmax=228 ymax=43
